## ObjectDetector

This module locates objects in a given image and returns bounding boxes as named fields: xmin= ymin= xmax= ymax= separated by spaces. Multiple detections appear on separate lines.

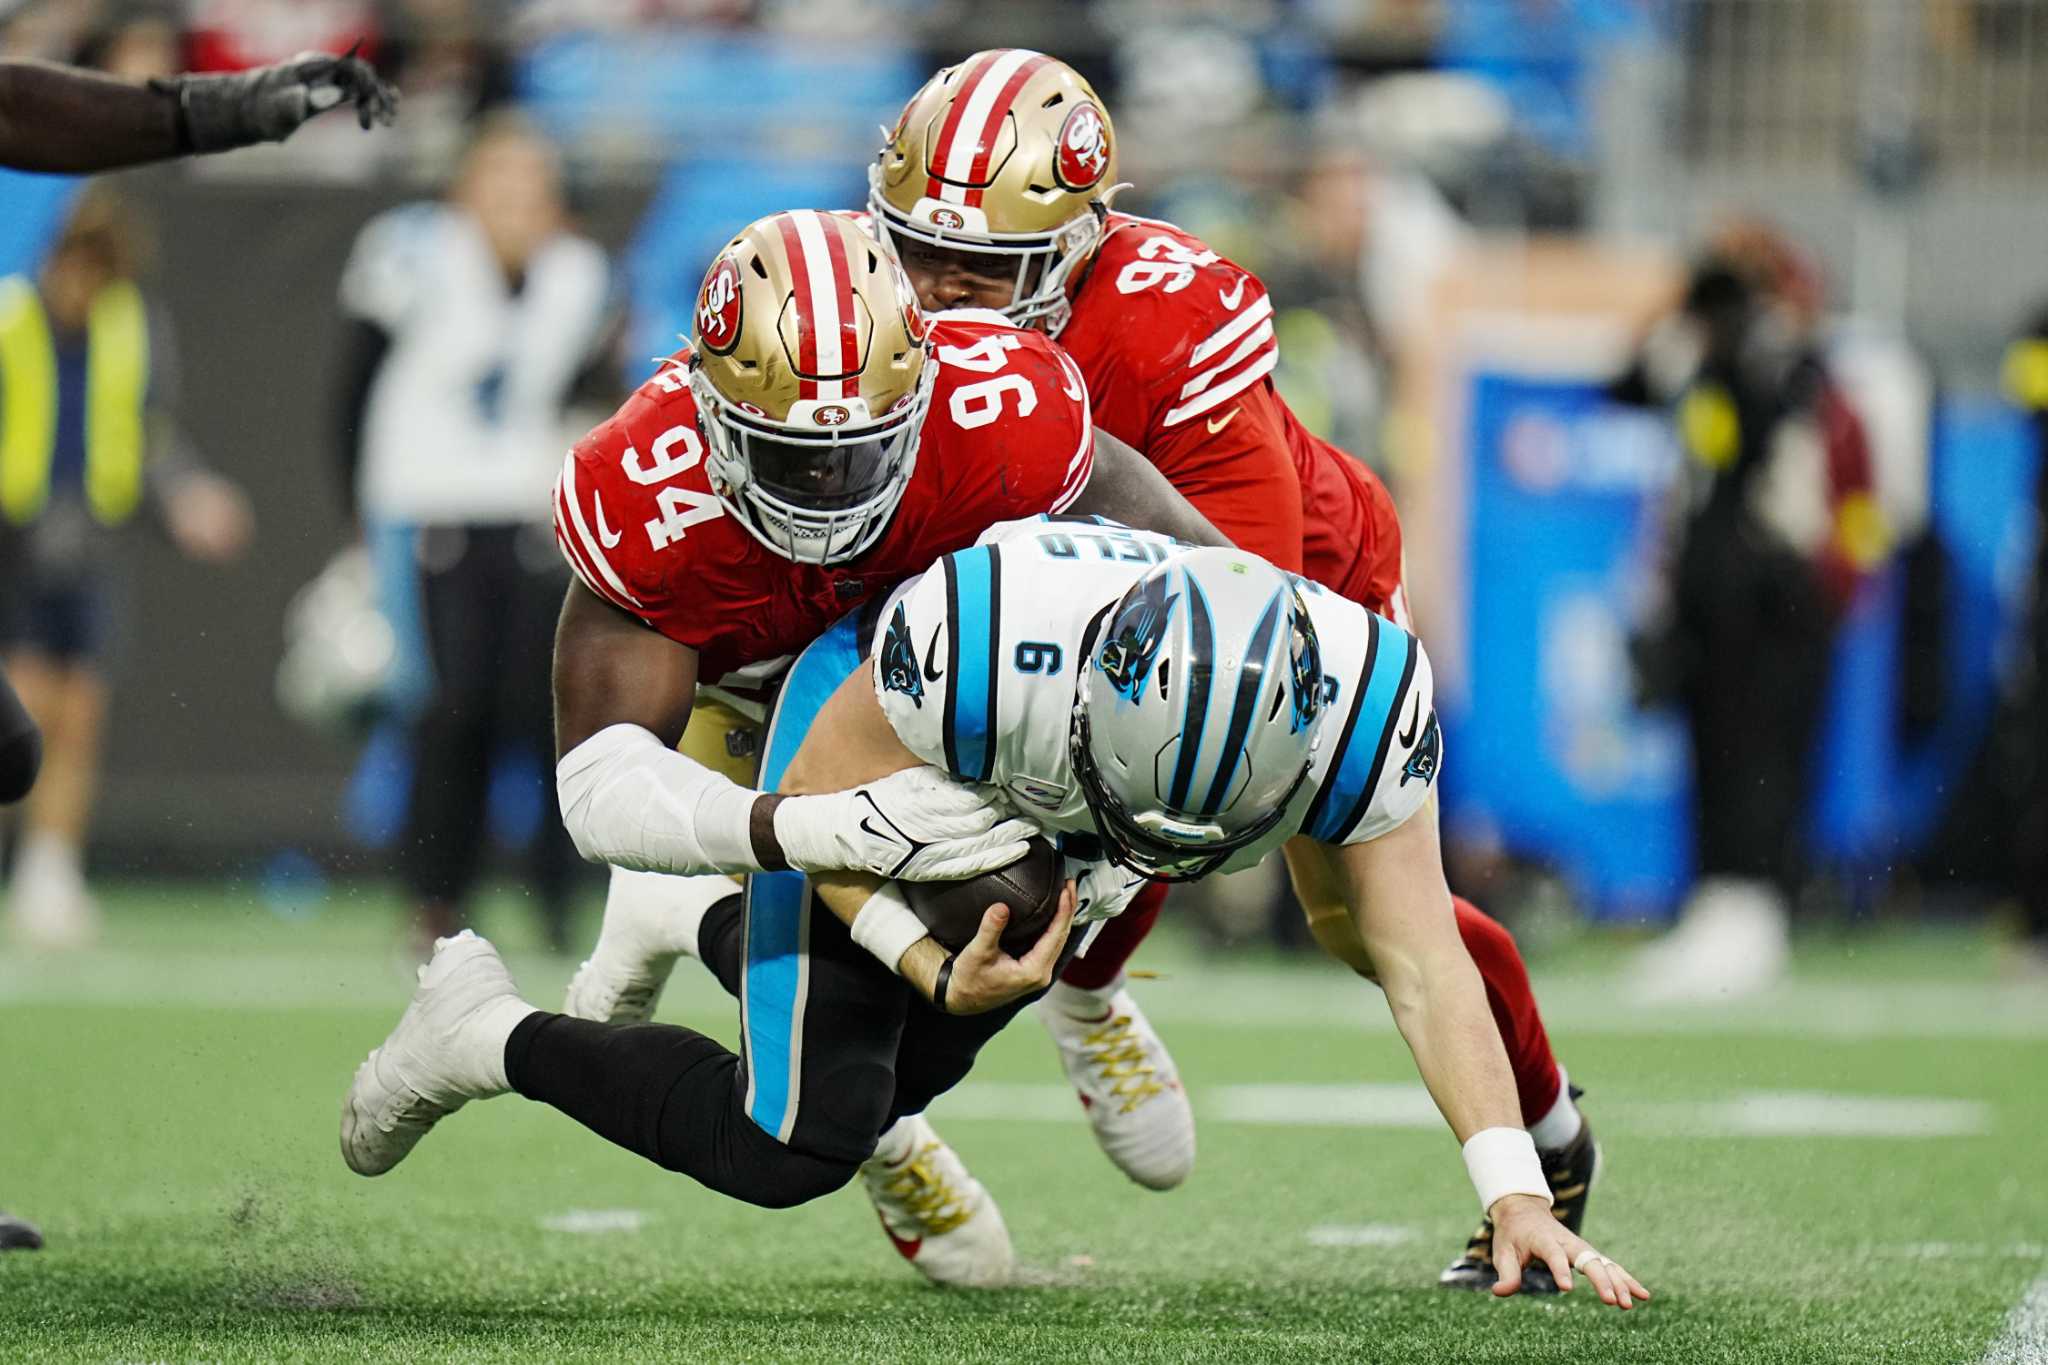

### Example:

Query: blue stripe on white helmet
xmin=1071 ymin=548 xmax=1327 ymax=881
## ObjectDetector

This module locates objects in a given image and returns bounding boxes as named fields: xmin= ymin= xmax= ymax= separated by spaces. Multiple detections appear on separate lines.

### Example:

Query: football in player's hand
xmin=905 ymin=836 xmax=1061 ymax=956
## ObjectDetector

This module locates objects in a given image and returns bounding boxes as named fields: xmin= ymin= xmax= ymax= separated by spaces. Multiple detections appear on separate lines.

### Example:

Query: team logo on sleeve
xmin=697 ymin=254 xmax=744 ymax=355
xmin=1055 ymin=103 xmax=1110 ymax=190
xmin=1097 ymin=575 xmax=1178 ymax=704
xmin=1402 ymin=711 xmax=1442 ymax=788
xmin=879 ymin=603 xmax=925 ymax=708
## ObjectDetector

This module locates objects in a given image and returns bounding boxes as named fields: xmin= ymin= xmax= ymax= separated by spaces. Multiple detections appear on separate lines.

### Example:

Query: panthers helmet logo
xmin=1098 ymin=573 xmax=1178 ymax=704
xmin=1402 ymin=712 xmax=1442 ymax=788
xmin=1286 ymin=596 xmax=1324 ymax=735
xmin=1055 ymin=103 xmax=1110 ymax=191
xmin=879 ymin=603 xmax=924 ymax=709
xmin=697 ymin=255 xmax=744 ymax=355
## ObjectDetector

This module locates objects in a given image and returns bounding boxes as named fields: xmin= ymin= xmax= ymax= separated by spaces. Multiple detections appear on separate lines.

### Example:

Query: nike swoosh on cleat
xmin=1397 ymin=692 xmax=1421 ymax=747
xmin=1219 ymin=278 xmax=1247 ymax=309
xmin=1206 ymin=408 xmax=1241 ymax=434
xmin=593 ymin=493 xmax=622 ymax=549
xmin=876 ymin=1211 xmax=922 ymax=1261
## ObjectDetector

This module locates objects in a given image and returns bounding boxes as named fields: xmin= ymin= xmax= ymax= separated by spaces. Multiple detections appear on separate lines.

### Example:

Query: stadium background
xmin=5 ymin=3 xmax=2048 ymax=1362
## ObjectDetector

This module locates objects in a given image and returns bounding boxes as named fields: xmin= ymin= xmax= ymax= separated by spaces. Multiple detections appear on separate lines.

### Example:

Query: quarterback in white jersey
xmin=780 ymin=517 xmax=1649 ymax=1308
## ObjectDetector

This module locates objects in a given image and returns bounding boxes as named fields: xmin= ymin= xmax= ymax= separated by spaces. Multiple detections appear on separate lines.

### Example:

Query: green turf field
xmin=3 ymin=885 xmax=2045 ymax=1363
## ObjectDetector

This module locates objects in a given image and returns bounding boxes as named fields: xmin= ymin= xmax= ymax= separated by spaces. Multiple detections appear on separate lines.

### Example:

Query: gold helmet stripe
xmin=773 ymin=209 xmax=864 ymax=402
xmin=929 ymin=48 xmax=1053 ymax=207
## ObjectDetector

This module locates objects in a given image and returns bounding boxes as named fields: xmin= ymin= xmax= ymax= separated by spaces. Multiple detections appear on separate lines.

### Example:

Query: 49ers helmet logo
xmin=928 ymin=207 xmax=965 ymax=230
xmin=697 ymin=255 xmax=744 ymax=355
xmin=813 ymin=404 xmax=852 ymax=427
xmin=1055 ymin=103 xmax=1110 ymax=190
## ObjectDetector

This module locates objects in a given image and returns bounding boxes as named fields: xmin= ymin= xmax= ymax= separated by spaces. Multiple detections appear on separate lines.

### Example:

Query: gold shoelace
xmin=880 ymin=1145 xmax=975 ymax=1238
xmin=1079 ymin=1013 xmax=1166 ymax=1115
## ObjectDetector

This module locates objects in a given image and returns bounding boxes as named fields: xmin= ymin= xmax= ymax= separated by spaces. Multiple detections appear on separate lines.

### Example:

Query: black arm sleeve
xmin=0 ymin=663 xmax=41 ymax=805
xmin=0 ymin=60 xmax=182 ymax=173
xmin=1066 ymin=427 xmax=1232 ymax=548
xmin=332 ymin=317 xmax=391 ymax=519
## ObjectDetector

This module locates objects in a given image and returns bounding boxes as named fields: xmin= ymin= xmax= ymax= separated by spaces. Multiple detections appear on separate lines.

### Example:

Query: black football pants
xmin=505 ymin=610 xmax=1049 ymax=1208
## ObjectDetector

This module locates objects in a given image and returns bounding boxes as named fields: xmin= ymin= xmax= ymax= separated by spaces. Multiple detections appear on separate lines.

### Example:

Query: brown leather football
xmin=904 ymin=835 xmax=1061 ymax=955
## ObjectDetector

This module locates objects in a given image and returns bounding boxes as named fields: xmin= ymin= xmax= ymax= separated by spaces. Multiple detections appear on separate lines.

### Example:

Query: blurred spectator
xmin=2001 ymin=305 xmax=2048 ymax=978
xmin=333 ymin=113 xmax=614 ymax=952
xmin=1615 ymin=220 xmax=1888 ymax=1000
xmin=0 ymin=186 xmax=253 ymax=947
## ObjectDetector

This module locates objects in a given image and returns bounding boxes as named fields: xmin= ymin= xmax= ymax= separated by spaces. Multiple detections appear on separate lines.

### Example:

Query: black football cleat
xmin=0 ymin=1212 xmax=43 ymax=1251
xmin=1438 ymin=1091 xmax=1599 ymax=1294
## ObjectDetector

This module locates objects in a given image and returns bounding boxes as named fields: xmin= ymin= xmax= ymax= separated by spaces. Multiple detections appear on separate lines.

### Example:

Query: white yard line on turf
xmin=933 ymin=1082 xmax=1993 ymax=1139
xmin=538 ymin=1209 xmax=651 ymax=1235
xmin=1980 ymin=1275 xmax=2048 ymax=1365
xmin=6 ymin=952 xmax=2045 ymax=1041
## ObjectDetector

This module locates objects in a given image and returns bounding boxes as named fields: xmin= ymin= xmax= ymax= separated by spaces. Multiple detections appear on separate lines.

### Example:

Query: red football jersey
xmin=554 ymin=311 xmax=1093 ymax=685
xmin=1058 ymin=212 xmax=1405 ymax=621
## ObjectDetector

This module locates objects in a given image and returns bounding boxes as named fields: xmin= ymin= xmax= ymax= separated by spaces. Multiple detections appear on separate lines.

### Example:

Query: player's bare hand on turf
xmin=1489 ymin=1193 xmax=1650 ymax=1310
xmin=778 ymin=767 xmax=1038 ymax=881
xmin=934 ymin=880 xmax=1076 ymax=1014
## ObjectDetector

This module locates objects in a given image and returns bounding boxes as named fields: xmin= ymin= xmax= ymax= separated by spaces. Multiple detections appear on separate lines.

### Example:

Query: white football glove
xmin=773 ymin=766 xmax=1039 ymax=882
xmin=1073 ymin=859 xmax=1149 ymax=925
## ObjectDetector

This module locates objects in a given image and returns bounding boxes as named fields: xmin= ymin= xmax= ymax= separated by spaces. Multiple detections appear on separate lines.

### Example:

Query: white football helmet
xmin=1070 ymin=549 xmax=1327 ymax=880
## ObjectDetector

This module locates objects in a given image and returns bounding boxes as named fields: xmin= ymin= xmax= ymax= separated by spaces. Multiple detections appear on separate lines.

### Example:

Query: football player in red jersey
xmin=865 ymin=52 xmax=1600 ymax=1292
xmin=527 ymin=211 xmax=1219 ymax=1285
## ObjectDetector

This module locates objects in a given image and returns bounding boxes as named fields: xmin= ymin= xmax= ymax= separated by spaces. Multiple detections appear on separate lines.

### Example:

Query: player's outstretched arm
xmin=782 ymin=665 xmax=1069 ymax=1013
xmin=552 ymin=583 xmax=1032 ymax=883
xmin=1066 ymin=428 xmax=1231 ymax=547
xmin=1321 ymin=812 xmax=1650 ymax=1309
xmin=0 ymin=53 xmax=394 ymax=173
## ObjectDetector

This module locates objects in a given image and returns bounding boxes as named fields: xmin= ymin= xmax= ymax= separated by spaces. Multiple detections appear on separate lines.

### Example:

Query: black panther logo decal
xmin=1402 ymin=710 xmax=1441 ymax=787
xmin=879 ymin=603 xmax=924 ymax=709
xmin=1098 ymin=573 xmax=1179 ymax=704
xmin=1287 ymin=596 xmax=1324 ymax=734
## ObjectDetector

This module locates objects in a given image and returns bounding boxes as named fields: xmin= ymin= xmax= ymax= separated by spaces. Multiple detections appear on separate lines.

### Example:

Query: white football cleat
xmin=861 ymin=1115 xmax=1014 ymax=1289
xmin=1037 ymin=981 xmax=1195 ymax=1190
xmin=1630 ymin=877 xmax=1791 ymax=1004
xmin=6 ymin=831 xmax=99 ymax=950
xmin=342 ymin=930 xmax=532 ymax=1176
xmin=563 ymin=868 xmax=732 ymax=1024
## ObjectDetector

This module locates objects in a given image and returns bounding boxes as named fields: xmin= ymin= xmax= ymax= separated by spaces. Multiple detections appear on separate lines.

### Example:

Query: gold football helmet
xmin=869 ymin=49 xmax=1117 ymax=334
xmin=691 ymin=210 xmax=935 ymax=564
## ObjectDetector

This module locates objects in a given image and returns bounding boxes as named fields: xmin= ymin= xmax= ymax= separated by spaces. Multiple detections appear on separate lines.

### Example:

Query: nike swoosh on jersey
xmin=593 ymin=493 xmax=622 ymax=549
xmin=1397 ymin=691 xmax=1421 ymax=747
xmin=923 ymin=627 xmax=946 ymax=682
xmin=1219 ymin=278 xmax=1247 ymax=309
xmin=1206 ymin=408 xmax=1241 ymax=434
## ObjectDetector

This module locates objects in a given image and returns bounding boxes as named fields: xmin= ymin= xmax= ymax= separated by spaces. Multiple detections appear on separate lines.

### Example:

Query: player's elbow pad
xmin=555 ymin=723 xmax=760 ymax=876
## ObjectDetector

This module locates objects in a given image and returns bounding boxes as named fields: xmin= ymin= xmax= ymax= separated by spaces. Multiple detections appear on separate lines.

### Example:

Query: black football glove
xmin=154 ymin=48 xmax=398 ymax=154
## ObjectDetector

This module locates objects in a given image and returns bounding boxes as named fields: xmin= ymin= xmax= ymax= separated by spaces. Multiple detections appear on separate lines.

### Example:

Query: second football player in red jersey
xmin=865 ymin=52 xmax=1602 ymax=1292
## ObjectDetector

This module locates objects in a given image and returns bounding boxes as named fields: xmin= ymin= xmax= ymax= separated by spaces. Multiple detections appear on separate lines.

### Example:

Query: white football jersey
xmin=870 ymin=518 xmax=1441 ymax=876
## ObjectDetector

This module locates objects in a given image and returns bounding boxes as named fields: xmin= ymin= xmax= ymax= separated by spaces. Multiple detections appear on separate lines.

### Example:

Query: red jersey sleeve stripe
xmin=1178 ymin=317 xmax=1275 ymax=402
xmin=1161 ymin=348 xmax=1279 ymax=428
xmin=1051 ymin=349 xmax=1094 ymax=511
xmin=1190 ymin=293 xmax=1274 ymax=366
xmin=555 ymin=457 xmax=644 ymax=611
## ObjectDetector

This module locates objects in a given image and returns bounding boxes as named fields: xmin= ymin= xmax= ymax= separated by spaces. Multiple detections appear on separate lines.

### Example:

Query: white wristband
xmin=1461 ymin=1127 xmax=1549 ymax=1214
xmin=849 ymin=883 xmax=929 ymax=975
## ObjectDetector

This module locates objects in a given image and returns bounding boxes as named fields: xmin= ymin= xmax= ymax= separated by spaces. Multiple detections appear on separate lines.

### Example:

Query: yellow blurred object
xmin=1678 ymin=383 xmax=1740 ymax=470
xmin=1835 ymin=490 xmax=1890 ymax=572
xmin=2003 ymin=339 xmax=2048 ymax=412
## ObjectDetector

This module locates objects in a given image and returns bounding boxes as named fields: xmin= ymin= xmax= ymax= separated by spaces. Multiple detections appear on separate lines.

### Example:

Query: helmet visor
xmin=729 ymin=420 xmax=901 ymax=515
